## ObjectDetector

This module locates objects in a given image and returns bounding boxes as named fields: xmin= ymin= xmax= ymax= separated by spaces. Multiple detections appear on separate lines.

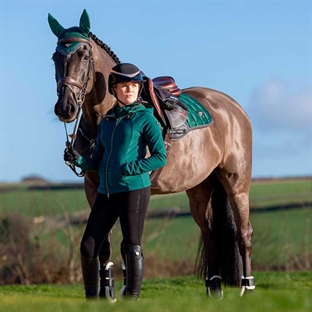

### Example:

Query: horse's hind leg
xmin=187 ymin=177 xmax=224 ymax=300
xmin=216 ymin=169 xmax=255 ymax=296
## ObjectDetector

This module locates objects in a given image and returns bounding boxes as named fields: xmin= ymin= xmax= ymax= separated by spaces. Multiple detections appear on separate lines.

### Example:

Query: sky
xmin=0 ymin=0 xmax=311 ymax=183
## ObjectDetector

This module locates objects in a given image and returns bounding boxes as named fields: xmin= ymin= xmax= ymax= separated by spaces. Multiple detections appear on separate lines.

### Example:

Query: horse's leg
xmin=186 ymin=177 xmax=224 ymax=300
xmin=215 ymin=169 xmax=255 ymax=296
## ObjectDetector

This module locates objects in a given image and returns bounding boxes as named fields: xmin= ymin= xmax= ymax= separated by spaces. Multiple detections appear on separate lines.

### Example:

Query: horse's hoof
xmin=207 ymin=287 xmax=224 ymax=300
xmin=240 ymin=276 xmax=255 ymax=297
xmin=206 ymin=275 xmax=223 ymax=301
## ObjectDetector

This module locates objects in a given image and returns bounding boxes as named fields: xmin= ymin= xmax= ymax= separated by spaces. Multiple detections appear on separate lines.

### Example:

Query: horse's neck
xmin=82 ymin=40 xmax=117 ymax=137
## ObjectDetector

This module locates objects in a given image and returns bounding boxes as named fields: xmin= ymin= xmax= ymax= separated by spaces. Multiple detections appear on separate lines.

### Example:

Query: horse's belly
xmin=152 ymin=128 xmax=221 ymax=194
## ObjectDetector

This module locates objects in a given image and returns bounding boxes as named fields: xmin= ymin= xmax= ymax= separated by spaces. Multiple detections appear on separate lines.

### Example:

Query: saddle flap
xmin=165 ymin=105 xmax=188 ymax=129
xmin=141 ymin=77 xmax=167 ymax=127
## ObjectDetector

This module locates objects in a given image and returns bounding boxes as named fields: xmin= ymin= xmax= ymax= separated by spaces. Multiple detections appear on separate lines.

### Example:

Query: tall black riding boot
xmin=81 ymin=255 xmax=99 ymax=299
xmin=125 ymin=245 xmax=144 ymax=300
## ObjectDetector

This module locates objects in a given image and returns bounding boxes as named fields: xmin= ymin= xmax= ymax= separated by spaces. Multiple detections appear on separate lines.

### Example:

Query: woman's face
xmin=114 ymin=81 xmax=140 ymax=105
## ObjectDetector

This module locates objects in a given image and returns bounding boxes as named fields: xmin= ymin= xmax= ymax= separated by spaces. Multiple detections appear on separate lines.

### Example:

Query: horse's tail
xmin=195 ymin=176 xmax=242 ymax=286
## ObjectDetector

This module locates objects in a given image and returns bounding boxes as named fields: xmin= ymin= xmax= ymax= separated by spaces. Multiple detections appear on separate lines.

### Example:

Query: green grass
xmin=46 ymin=207 xmax=310 ymax=270
xmin=0 ymin=178 xmax=311 ymax=282
xmin=0 ymin=189 xmax=89 ymax=216
xmin=0 ymin=272 xmax=311 ymax=311
xmin=250 ymin=179 xmax=311 ymax=208
xmin=143 ymin=208 xmax=311 ymax=268
xmin=251 ymin=208 xmax=312 ymax=268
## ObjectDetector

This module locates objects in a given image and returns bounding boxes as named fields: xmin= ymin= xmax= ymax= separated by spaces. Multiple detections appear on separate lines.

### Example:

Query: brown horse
xmin=48 ymin=10 xmax=254 ymax=298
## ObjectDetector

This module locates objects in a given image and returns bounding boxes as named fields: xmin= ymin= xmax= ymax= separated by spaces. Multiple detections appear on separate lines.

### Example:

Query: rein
xmin=64 ymin=106 xmax=86 ymax=177
xmin=58 ymin=38 xmax=95 ymax=177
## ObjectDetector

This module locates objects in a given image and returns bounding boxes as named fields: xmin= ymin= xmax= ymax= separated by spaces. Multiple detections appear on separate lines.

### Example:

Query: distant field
xmin=0 ymin=188 xmax=89 ymax=216
xmin=38 ymin=203 xmax=311 ymax=273
xmin=110 ymin=208 xmax=311 ymax=270
xmin=0 ymin=178 xmax=311 ymax=216
xmin=0 ymin=178 xmax=311 ymax=281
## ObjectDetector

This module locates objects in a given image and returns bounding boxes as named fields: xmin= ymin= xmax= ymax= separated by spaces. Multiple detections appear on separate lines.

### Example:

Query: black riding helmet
xmin=108 ymin=63 xmax=144 ymax=96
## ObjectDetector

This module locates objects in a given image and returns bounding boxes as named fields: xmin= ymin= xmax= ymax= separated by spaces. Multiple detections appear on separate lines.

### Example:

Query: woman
xmin=64 ymin=63 xmax=166 ymax=300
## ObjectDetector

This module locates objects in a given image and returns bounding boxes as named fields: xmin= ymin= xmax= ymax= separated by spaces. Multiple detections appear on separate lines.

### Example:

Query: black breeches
xmin=80 ymin=187 xmax=151 ymax=258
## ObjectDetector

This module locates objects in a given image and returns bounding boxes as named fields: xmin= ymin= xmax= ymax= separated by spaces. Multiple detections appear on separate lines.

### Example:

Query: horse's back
xmin=153 ymin=86 xmax=252 ymax=194
xmin=182 ymin=86 xmax=251 ymax=125
xmin=182 ymin=86 xmax=252 ymax=158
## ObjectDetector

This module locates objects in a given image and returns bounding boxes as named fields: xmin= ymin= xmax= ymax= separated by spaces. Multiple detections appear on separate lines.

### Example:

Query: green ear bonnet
xmin=48 ymin=9 xmax=91 ymax=55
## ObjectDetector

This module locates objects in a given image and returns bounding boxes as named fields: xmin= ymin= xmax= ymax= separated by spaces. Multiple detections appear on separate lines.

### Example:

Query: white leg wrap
xmin=240 ymin=276 xmax=255 ymax=297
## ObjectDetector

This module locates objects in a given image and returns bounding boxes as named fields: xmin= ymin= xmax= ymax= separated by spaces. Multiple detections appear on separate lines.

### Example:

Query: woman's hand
xmin=64 ymin=147 xmax=80 ymax=162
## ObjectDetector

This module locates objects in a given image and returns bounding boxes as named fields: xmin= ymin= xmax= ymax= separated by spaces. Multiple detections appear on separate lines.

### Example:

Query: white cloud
xmin=246 ymin=79 xmax=311 ymax=177
xmin=248 ymin=79 xmax=311 ymax=131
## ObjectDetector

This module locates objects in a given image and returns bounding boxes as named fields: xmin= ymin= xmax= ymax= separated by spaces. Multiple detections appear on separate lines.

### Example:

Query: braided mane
xmin=89 ymin=32 xmax=120 ymax=64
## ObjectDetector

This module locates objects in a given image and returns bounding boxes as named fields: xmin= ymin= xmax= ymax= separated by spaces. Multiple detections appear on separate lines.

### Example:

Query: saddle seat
xmin=152 ymin=76 xmax=182 ymax=97
xmin=142 ymin=76 xmax=188 ymax=141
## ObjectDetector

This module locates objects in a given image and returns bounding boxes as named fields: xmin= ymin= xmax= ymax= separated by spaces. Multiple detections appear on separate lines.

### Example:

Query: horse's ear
xmin=48 ymin=13 xmax=65 ymax=38
xmin=79 ymin=9 xmax=90 ymax=35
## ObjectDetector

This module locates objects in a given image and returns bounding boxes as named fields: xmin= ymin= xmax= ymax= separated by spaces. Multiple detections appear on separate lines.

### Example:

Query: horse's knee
xmin=80 ymin=236 xmax=96 ymax=258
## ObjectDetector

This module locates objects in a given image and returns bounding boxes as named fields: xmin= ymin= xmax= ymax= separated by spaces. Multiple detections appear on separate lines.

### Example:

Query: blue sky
xmin=0 ymin=0 xmax=311 ymax=182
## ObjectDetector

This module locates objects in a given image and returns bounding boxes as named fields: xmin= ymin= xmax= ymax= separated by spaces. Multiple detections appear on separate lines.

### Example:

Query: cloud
xmin=247 ymin=79 xmax=311 ymax=177
xmin=248 ymin=79 xmax=311 ymax=131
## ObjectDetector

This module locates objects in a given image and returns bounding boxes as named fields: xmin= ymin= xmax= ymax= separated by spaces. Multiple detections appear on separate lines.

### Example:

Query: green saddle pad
xmin=178 ymin=93 xmax=212 ymax=128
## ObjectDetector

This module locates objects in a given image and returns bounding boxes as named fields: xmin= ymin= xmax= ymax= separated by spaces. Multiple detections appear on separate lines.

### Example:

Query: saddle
xmin=141 ymin=75 xmax=212 ymax=188
xmin=141 ymin=76 xmax=189 ymax=187
xmin=141 ymin=76 xmax=189 ymax=141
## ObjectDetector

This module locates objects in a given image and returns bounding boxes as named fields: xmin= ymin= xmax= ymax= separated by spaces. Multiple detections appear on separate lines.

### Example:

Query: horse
xmin=48 ymin=9 xmax=254 ymax=299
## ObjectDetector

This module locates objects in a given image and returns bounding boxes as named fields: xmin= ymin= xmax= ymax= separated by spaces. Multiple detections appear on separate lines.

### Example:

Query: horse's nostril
xmin=69 ymin=104 xmax=76 ymax=114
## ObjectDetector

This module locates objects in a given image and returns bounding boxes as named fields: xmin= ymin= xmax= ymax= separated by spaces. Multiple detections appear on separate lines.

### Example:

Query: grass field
xmin=1 ymin=178 xmax=311 ymax=216
xmin=110 ymin=207 xmax=311 ymax=270
xmin=0 ymin=178 xmax=311 ymax=288
xmin=0 ymin=178 xmax=311 ymax=275
xmin=0 ymin=272 xmax=311 ymax=312
xmin=31 ymin=201 xmax=310 ymax=278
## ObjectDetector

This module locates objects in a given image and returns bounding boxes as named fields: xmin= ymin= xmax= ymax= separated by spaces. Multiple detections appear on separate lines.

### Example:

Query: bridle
xmin=56 ymin=37 xmax=94 ymax=106
xmin=56 ymin=37 xmax=95 ymax=177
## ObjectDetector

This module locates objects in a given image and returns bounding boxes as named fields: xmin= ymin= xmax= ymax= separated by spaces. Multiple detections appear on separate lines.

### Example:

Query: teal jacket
xmin=73 ymin=102 xmax=166 ymax=196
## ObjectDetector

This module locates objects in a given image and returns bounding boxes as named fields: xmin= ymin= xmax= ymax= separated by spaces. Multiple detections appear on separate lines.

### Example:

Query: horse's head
xmin=49 ymin=10 xmax=94 ymax=123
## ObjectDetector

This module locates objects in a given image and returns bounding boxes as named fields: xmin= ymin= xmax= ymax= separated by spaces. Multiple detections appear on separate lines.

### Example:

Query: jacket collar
xmin=106 ymin=102 xmax=146 ymax=118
